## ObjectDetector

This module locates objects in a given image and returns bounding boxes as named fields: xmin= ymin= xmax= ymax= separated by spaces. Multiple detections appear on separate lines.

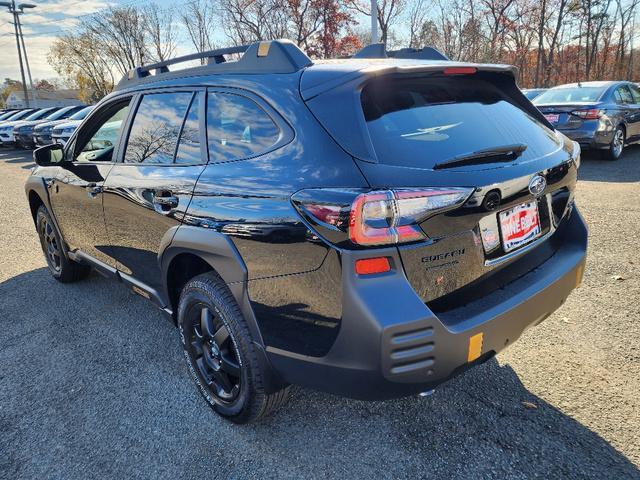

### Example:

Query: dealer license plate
xmin=498 ymin=202 xmax=542 ymax=252
xmin=544 ymin=113 xmax=560 ymax=124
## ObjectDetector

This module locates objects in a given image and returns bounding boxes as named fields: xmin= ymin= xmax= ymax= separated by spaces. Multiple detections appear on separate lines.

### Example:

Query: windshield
xmin=70 ymin=106 xmax=93 ymax=120
xmin=5 ymin=110 xmax=33 ymax=121
xmin=534 ymin=86 xmax=605 ymax=104
xmin=361 ymin=75 xmax=560 ymax=169
xmin=46 ymin=106 xmax=80 ymax=121
xmin=524 ymin=89 xmax=545 ymax=100
xmin=25 ymin=108 xmax=57 ymax=121
xmin=0 ymin=111 xmax=16 ymax=120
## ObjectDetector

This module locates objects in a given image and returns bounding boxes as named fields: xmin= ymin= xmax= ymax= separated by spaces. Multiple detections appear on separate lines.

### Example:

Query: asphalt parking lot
xmin=0 ymin=147 xmax=638 ymax=479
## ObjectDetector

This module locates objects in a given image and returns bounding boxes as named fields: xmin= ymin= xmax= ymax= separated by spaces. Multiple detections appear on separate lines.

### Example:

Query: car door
xmin=625 ymin=84 xmax=640 ymax=142
xmin=614 ymin=85 xmax=638 ymax=139
xmin=48 ymin=97 xmax=132 ymax=266
xmin=102 ymin=89 xmax=207 ymax=297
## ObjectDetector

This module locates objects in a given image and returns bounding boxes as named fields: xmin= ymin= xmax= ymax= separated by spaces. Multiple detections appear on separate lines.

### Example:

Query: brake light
xmin=355 ymin=257 xmax=391 ymax=275
xmin=349 ymin=188 xmax=472 ymax=246
xmin=443 ymin=67 xmax=477 ymax=76
xmin=571 ymin=109 xmax=602 ymax=120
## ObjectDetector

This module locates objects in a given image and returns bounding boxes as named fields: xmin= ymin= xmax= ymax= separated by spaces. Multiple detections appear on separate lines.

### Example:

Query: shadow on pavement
xmin=579 ymin=146 xmax=640 ymax=183
xmin=1 ymin=268 xmax=638 ymax=479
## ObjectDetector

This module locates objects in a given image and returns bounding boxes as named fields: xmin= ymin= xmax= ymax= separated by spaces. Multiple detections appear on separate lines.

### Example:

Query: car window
xmin=175 ymin=94 xmax=202 ymax=165
xmin=75 ymin=101 xmax=130 ymax=163
xmin=361 ymin=75 xmax=561 ymax=169
xmin=207 ymin=93 xmax=280 ymax=163
xmin=123 ymin=92 xmax=193 ymax=164
xmin=70 ymin=106 xmax=93 ymax=120
xmin=534 ymin=86 xmax=605 ymax=104
xmin=24 ymin=108 xmax=57 ymax=121
xmin=47 ymin=106 xmax=82 ymax=121
xmin=616 ymin=86 xmax=634 ymax=104
xmin=628 ymin=85 xmax=640 ymax=104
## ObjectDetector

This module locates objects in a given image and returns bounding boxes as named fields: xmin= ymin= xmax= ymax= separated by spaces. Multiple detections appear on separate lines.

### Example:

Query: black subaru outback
xmin=25 ymin=40 xmax=587 ymax=424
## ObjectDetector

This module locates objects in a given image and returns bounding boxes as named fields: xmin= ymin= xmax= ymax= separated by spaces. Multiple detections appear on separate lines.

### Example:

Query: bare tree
xmin=86 ymin=7 xmax=148 ymax=75
xmin=181 ymin=0 xmax=217 ymax=57
xmin=143 ymin=4 xmax=177 ymax=62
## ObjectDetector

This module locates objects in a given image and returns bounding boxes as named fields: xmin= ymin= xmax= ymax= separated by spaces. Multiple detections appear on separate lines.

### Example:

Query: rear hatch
xmin=300 ymin=63 xmax=579 ymax=306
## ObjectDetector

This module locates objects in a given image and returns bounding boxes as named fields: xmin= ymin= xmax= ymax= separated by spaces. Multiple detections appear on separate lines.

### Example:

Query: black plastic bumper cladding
xmin=266 ymin=209 xmax=587 ymax=400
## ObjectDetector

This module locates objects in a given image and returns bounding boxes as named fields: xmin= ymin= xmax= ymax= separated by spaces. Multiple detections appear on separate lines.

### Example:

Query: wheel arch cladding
xmin=28 ymin=189 xmax=44 ymax=223
xmin=160 ymin=226 xmax=263 ymax=339
xmin=160 ymin=226 xmax=286 ymax=392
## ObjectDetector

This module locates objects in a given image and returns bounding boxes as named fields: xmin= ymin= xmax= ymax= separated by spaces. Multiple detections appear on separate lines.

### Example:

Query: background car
xmin=0 ymin=109 xmax=37 ymax=146
xmin=32 ymin=105 xmax=87 ymax=147
xmin=12 ymin=107 xmax=62 ymax=148
xmin=534 ymin=80 xmax=640 ymax=160
xmin=50 ymin=105 xmax=94 ymax=146
xmin=522 ymin=88 xmax=548 ymax=100
xmin=14 ymin=105 xmax=84 ymax=149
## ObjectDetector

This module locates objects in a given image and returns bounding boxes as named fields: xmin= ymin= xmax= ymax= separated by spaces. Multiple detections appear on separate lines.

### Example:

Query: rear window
xmin=534 ymin=86 xmax=605 ymax=104
xmin=361 ymin=75 xmax=560 ymax=169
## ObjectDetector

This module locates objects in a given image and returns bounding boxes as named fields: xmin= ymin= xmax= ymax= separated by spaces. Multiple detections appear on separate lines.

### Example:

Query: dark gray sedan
xmin=534 ymin=81 xmax=640 ymax=160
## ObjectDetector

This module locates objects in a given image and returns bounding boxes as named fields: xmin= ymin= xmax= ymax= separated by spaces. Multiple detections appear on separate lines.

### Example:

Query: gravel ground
xmin=0 ymin=147 xmax=638 ymax=480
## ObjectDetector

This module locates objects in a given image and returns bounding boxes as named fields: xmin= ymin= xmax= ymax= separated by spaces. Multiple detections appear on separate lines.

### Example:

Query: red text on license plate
xmin=544 ymin=114 xmax=559 ymax=124
xmin=498 ymin=202 xmax=541 ymax=252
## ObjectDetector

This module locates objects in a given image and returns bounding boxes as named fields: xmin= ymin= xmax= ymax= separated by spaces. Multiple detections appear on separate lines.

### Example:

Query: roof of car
xmin=550 ymin=81 xmax=626 ymax=89
xmin=115 ymin=39 xmax=517 ymax=97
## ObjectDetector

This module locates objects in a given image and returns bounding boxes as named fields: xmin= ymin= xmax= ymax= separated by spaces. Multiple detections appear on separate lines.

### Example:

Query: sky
xmin=0 ymin=0 xmax=226 ymax=84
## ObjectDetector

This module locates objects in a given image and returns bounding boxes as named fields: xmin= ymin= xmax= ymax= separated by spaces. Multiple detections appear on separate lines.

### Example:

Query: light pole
xmin=370 ymin=0 xmax=378 ymax=44
xmin=16 ymin=3 xmax=37 ymax=107
xmin=0 ymin=1 xmax=29 ymax=107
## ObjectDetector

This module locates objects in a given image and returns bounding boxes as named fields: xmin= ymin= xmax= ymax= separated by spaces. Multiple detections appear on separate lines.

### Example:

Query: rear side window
xmin=361 ymin=75 xmax=561 ymax=169
xmin=124 ymin=92 xmax=193 ymax=164
xmin=207 ymin=93 xmax=280 ymax=163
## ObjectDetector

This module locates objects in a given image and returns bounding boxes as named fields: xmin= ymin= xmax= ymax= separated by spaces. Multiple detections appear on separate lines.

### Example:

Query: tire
xmin=36 ymin=205 xmax=91 ymax=282
xmin=177 ymin=272 xmax=290 ymax=424
xmin=603 ymin=126 xmax=625 ymax=161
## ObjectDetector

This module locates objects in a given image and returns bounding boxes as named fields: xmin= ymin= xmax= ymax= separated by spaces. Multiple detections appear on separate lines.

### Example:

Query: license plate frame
xmin=498 ymin=201 xmax=542 ymax=253
xmin=544 ymin=113 xmax=560 ymax=124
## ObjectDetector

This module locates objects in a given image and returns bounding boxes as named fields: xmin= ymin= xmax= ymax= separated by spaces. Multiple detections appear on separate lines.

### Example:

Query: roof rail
xmin=353 ymin=43 xmax=449 ymax=61
xmin=115 ymin=39 xmax=313 ymax=90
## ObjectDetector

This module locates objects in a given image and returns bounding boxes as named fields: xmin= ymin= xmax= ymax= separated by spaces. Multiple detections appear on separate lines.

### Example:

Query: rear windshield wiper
xmin=433 ymin=144 xmax=527 ymax=170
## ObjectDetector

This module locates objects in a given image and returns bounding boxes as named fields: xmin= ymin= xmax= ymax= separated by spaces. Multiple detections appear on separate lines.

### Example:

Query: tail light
xmin=293 ymin=187 xmax=473 ymax=247
xmin=571 ymin=109 xmax=603 ymax=120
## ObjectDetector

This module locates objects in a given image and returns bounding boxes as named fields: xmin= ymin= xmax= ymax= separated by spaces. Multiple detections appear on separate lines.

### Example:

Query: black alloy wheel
xmin=184 ymin=303 xmax=241 ymax=403
xmin=36 ymin=205 xmax=90 ymax=282
xmin=178 ymin=272 xmax=290 ymax=423
xmin=39 ymin=214 xmax=62 ymax=273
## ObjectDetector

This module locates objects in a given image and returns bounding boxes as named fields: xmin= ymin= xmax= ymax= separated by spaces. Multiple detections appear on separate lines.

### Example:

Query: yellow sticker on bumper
xmin=468 ymin=332 xmax=483 ymax=362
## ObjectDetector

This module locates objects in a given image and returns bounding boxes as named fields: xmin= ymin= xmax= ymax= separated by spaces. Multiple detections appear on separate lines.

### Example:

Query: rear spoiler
xmin=300 ymin=63 xmax=518 ymax=101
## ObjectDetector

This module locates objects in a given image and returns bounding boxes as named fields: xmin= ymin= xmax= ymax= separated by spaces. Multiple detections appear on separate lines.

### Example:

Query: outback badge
xmin=528 ymin=174 xmax=547 ymax=197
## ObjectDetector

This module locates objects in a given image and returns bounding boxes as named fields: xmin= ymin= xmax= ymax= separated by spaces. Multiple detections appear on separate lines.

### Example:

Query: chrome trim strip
xmin=484 ymin=228 xmax=554 ymax=267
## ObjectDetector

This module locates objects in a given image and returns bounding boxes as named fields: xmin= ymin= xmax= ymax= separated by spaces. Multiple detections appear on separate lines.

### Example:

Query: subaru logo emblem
xmin=528 ymin=175 xmax=546 ymax=197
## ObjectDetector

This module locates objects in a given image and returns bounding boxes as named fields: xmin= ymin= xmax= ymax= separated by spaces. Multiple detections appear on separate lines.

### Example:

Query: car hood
xmin=15 ymin=119 xmax=49 ymax=129
xmin=53 ymin=120 xmax=80 ymax=130
xmin=34 ymin=119 xmax=68 ymax=131
xmin=0 ymin=120 xmax=31 ymax=129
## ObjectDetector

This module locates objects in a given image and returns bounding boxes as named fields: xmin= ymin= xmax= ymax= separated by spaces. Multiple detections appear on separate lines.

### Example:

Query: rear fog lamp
xmin=355 ymin=257 xmax=391 ymax=275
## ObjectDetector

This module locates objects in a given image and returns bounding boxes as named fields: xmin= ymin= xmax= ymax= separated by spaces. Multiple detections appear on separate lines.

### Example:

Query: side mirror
xmin=33 ymin=143 xmax=65 ymax=167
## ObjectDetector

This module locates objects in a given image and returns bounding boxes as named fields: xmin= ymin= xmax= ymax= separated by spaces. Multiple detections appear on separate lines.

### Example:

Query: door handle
xmin=86 ymin=183 xmax=102 ymax=198
xmin=153 ymin=191 xmax=179 ymax=214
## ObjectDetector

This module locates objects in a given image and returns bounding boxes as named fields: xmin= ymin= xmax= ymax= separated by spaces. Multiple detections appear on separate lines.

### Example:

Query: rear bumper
xmin=559 ymin=126 xmax=613 ymax=150
xmin=267 ymin=208 xmax=587 ymax=400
